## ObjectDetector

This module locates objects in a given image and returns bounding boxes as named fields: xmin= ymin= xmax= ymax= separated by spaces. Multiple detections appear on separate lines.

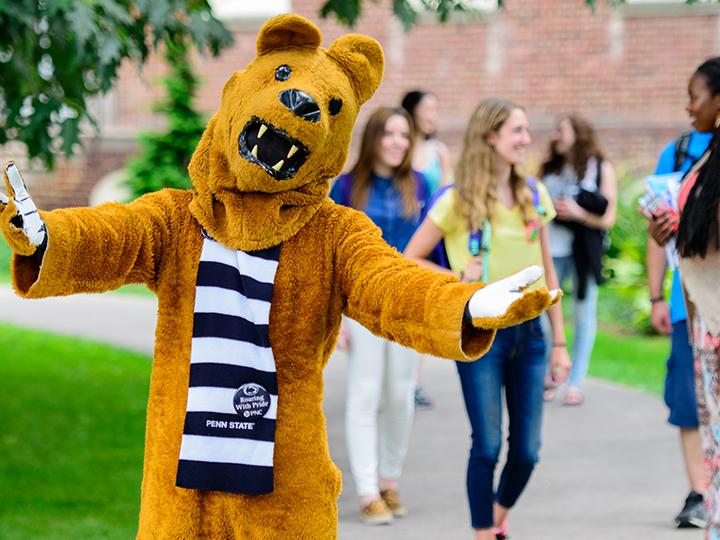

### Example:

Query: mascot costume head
xmin=187 ymin=14 xmax=383 ymax=251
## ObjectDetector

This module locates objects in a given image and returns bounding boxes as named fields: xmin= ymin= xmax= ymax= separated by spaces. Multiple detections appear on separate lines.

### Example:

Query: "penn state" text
xmin=206 ymin=419 xmax=254 ymax=430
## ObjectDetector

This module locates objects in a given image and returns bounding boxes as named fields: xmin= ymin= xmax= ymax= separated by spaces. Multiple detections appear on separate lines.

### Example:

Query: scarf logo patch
xmin=234 ymin=383 xmax=271 ymax=419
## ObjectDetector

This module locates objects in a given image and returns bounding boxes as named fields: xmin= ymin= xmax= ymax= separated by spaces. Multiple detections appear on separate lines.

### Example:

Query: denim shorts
xmin=664 ymin=322 xmax=699 ymax=429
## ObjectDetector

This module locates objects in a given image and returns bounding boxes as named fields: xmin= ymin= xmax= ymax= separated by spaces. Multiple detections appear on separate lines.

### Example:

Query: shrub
xmin=601 ymin=166 xmax=664 ymax=334
xmin=124 ymin=39 xmax=205 ymax=199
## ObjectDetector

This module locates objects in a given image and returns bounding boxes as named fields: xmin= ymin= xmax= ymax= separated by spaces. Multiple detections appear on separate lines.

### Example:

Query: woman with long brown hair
xmin=404 ymin=98 xmax=569 ymax=540
xmin=539 ymin=115 xmax=617 ymax=405
xmin=330 ymin=107 xmax=430 ymax=525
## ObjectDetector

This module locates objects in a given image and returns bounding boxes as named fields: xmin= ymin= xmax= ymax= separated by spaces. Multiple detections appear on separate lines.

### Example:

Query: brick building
xmin=18 ymin=0 xmax=720 ymax=209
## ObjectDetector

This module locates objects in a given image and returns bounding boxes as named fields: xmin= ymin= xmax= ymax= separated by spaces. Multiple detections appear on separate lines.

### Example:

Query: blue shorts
xmin=664 ymin=322 xmax=699 ymax=428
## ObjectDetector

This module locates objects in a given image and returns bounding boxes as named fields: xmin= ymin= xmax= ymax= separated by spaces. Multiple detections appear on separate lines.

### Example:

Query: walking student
xmin=401 ymin=89 xmax=451 ymax=194
xmin=330 ymin=107 xmax=430 ymax=525
xmin=649 ymin=57 xmax=720 ymax=536
xmin=647 ymin=102 xmax=712 ymax=526
xmin=401 ymin=89 xmax=452 ymax=410
xmin=538 ymin=115 xmax=617 ymax=405
xmin=404 ymin=98 xmax=570 ymax=540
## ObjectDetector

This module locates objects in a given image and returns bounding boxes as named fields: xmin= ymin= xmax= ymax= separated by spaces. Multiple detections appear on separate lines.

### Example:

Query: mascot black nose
xmin=279 ymin=89 xmax=321 ymax=123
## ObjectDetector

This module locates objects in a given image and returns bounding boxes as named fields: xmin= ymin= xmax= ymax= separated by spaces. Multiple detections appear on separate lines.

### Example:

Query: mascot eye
xmin=275 ymin=65 xmax=292 ymax=81
xmin=329 ymin=98 xmax=343 ymax=116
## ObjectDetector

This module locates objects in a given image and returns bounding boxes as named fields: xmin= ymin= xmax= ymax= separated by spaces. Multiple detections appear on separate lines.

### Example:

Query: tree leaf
xmin=68 ymin=2 xmax=96 ymax=48
xmin=98 ymin=34 xmax=122 ymax=66
xmin=60 ymin=116 xmax=81 ymax=157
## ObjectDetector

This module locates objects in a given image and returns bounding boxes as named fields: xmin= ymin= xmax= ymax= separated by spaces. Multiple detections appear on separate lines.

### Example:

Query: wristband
xmin=552 ymin=342 xmax=566 ymax=348
xmin=650 ymin=295 xmax=664 ymax=304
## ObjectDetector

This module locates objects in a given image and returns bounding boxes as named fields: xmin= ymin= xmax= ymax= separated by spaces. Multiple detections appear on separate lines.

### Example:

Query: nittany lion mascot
xmin=0 ymin=14 xmax=557 ymax=539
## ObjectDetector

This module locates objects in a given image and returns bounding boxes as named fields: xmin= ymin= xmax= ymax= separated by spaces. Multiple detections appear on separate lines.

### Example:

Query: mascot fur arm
xmin=335 ymin=208 xmax=494 ymax=361
xmin=8 ymin=190 xmax=178 ymax=298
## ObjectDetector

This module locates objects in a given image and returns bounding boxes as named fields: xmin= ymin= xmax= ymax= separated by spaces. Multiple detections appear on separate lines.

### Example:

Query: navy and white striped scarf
xmin=176 ymin=234 xmax=281 ymax=495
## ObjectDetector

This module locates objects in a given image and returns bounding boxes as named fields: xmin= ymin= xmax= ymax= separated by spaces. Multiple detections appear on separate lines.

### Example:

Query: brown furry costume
xmin=0 ymin=15 xmax=554 ymax=539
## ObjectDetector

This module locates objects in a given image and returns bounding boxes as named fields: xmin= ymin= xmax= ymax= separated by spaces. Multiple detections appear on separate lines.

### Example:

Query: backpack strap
xmin=526 ymin=177 xmax=546 ymax=216
xmin=424 ymin=183 xmax=453 ymax=220
xmin=413 ymin=171 xmax=428 ymax=203
xmin=595 ymin=157 xmax=603 ymax=190
xmin=673 ymin=132 xmax=693 ymax=172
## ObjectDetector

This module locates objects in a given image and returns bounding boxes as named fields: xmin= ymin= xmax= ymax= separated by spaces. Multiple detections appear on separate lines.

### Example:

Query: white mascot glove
xmin=0 ymin=162 xmax=47 ymax=254
xmin=468 ymin=265 xmax=561 ymax=329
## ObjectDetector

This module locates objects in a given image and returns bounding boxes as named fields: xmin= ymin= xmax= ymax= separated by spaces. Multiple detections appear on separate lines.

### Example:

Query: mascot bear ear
xmin=257 ymin=14 xmax=322 ymax=55
xmin=328 ymin=34 xmax=384 ymax=105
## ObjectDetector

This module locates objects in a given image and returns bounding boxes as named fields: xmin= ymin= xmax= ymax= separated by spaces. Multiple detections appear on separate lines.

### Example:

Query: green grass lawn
xmin=0 ymin=239 xmax=10 ymax=281
xmin=588 ymin=330 xmax=668 ymax=395
xmin=0 ymin=324 xmax=150 ymax=540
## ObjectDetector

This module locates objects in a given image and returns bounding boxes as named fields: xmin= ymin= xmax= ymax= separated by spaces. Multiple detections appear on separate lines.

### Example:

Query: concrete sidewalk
xmin=0 ymin=285 xmax=703 ymax=539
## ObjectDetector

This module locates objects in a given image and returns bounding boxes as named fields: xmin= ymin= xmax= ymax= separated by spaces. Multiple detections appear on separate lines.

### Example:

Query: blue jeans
xmin=456 ymin=318 xmax=546 ymax=529
xmin=546 ymin=255 xmax=598 ymax=389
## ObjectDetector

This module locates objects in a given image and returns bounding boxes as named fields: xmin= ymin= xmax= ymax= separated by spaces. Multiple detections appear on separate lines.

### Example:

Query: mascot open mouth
xmin=238 ymin=117 xmax=310 ymax=180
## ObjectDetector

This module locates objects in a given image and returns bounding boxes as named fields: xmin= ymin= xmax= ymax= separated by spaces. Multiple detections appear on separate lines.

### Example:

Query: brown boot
xmin=380 ymin=488 xmax=407 ymax=518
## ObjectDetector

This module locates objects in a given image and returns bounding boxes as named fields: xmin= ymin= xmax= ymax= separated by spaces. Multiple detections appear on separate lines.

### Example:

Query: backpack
xmin=673 ymin=132 xmax=693 ymax=173
xmin=426 ymin=178 xmax=546 ymax=276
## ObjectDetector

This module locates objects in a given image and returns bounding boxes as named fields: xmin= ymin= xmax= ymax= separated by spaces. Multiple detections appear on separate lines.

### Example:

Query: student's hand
xmin=651 ymin=300 xmax=673 ymax=335
xmin=462 ymin=256 xmax=484 ymax=282
xmin=549 ymin=346 xmax=571 ymax=385
xmin=554 ymin=197 xmax=584 ymax=222
xmin=647 ymin=209 xmax=677 ymax=247
xmin=468 ymin=265 xmax=562 ymax=329
xmin=0 ymin=162 xmax=47 ymax=255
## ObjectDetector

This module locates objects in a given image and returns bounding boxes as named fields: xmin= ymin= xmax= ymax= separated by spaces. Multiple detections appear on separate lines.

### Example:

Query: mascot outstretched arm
xmin=0 ymin=14 xmax=558 ymax=539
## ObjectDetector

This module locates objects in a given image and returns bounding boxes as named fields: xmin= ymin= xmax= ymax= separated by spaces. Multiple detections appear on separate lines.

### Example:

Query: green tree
xmin=0 ymin=0 xmax=232 ymax=168
xmin=3 ymin=0 xmax=682 ymax=170
xmin=320 ymin=0 xmax=599 ymax=29
xmin=321 ymin=0 xmax=477 ymax=29
xmin=125 ymin=38 xmax=203 ymax=198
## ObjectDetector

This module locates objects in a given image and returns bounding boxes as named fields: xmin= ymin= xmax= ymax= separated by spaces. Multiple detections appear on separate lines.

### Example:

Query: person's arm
xmin=539 ymin=224 xmax=571 ymax=384
xmin=336 ymin=209 xmax=557 ymax=360
xmin=1 ymin=163 xmax=173 ymax=298
xmin=437 ymin=141 xmax=452 ymax=185
xmin=554 ymin=160 xmax=617 ymax=230
xmin=647 ymin=210 xmax=677 ymax=246
xmin=645 ymin=140 xmax=687 ymax=245
xmin=683 ymin=284 xmax=696 ymax=346
xmin=403 ymin=217 xmax=456 ymax=276
xmin=404 ymin=217 xmax=486 ymax=282
xmin=646 ymin=236 xmax=672 ymax=335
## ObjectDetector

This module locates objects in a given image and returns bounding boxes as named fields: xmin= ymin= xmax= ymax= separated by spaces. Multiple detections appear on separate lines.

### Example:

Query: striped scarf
xmin=176 ymin=234 xmax=281 ymax=495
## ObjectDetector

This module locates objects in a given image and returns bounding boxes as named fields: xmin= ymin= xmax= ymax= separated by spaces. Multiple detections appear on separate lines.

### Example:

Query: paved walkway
xmin=0 ymin=285 xmax=704 ymax=539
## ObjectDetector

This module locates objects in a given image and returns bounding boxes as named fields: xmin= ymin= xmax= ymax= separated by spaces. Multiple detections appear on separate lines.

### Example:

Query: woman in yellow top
xmin=405 ymin=98 xmax=570 ymax=540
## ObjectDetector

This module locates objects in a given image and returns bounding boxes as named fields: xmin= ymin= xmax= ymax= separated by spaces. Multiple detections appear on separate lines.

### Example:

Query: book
xmin=638 ymin=172 xmax=683 ymax=268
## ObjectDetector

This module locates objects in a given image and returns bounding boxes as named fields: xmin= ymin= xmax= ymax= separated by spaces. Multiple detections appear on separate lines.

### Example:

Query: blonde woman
xmin=405 ymin=99 xmax=570 ymax=540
